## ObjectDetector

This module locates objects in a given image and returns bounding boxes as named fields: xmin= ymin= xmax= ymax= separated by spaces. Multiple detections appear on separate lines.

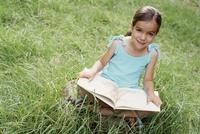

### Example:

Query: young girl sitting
xmin=78 ymin=5 xmax=162 ymax=126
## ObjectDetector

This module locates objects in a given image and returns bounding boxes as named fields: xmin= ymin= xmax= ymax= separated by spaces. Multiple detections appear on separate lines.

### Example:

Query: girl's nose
xmin=140 ymin=33 xmax=146 ymax=41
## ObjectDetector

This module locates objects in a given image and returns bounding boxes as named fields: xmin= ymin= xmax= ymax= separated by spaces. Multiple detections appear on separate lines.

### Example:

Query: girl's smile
xmin=130 ymin=20 xmax=158 ymax=52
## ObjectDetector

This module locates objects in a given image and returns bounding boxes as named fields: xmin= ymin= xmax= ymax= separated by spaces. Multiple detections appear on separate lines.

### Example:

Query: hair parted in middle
xmin=125 ymin=6 xmax=162 ymax=36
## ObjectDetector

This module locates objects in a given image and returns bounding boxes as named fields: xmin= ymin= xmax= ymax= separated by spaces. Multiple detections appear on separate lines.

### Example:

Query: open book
xmin=77 ymin=75 xmax=160 ymax=112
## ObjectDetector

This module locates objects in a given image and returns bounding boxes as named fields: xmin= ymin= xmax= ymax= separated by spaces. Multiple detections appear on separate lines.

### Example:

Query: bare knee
xmin=137 ymin=111 xmax=153 ymax=118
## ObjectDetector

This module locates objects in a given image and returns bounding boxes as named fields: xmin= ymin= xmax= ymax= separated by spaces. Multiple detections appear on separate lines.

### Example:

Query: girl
xmin=78 ymin=5 xmax=162 ymax=125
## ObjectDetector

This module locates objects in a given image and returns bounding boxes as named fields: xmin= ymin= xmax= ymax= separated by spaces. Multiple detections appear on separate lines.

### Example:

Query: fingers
xmin=154 ymin=97 xmax=162 ymax=107
xmin=78 ymin=71 xmax=87 ymax=78
xmin=153 ymin=100 xmax=161 ymax=107
xmin=147 ymin=96 xmax=162 ymax=107
xmin=79 ymin=71 xmax=90 ymax=78
xmin=88 ymin=75 xmax=95 ymax=81
xmin=147 ymin=97 xmax=151 ymax=103
xmin=78 ymin=69 xmax=95 ymax=80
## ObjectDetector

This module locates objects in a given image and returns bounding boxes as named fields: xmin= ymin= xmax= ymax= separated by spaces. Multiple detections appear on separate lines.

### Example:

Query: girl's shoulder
xmin=148 ymin=44 xmax=160 ymax=59
xmin=106 ymin=35 xmax=127 ymax=54
xmin=107 ymin=35 xmax=125 ymax=47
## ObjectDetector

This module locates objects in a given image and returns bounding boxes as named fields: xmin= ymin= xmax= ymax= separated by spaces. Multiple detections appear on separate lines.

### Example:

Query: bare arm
xmin=143 ymin=50 xmax=162 ymax=106
xmin=79 ymin=41 xmax=118 ymax=79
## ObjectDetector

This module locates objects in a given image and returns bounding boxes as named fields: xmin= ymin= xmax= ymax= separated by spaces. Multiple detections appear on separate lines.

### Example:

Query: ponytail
xmin=124 ymin=27 xmax=132 ymax=36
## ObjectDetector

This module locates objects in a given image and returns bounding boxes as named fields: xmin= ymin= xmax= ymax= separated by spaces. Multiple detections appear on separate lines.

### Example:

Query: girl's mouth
xmin=136 ymin=39 xmax=145 ymax=46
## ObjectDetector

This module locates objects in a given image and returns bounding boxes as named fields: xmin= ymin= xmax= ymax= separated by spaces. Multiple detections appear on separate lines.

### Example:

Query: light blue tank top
xmin=101 ymin=35 xmax=160 ymax=88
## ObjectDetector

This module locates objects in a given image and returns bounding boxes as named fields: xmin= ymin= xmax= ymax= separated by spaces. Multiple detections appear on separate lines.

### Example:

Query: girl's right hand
xmin=147 ymin=95 xmax=162 ymax=107
xmin=79 ymin=68 xmax=96 ymax=80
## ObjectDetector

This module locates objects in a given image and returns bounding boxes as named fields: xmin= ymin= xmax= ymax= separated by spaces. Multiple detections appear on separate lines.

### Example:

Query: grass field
xmin=0 ymin=0 xmax=200 ymax=133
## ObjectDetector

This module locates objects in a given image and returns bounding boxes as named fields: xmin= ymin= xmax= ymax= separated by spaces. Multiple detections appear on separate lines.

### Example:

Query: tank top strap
xmin=107 ymin=35 xmax=124 ymax=47
xmin=147 ymin=44 xmax=160 ymax=63
xmin=107 ymin=35 xmax=124 ymax=54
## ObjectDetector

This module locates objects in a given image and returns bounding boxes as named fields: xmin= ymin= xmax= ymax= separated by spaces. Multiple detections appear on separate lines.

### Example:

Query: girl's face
xmin=131 ymin=20 xmax=158 ymax=51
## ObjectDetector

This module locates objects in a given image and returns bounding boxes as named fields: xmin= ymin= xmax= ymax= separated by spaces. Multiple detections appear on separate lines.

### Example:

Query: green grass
xmin=0 ymin=0 xmax=199 ymax=133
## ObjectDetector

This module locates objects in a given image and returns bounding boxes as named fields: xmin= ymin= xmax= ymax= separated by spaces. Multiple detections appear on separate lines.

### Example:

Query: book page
xmin=77 ymin=74 xmax=119 ymax=105
xmin=95 ymin=94 xmax=115 ymax=108
xmin=115 ymin=88 xmax=160 ymax=112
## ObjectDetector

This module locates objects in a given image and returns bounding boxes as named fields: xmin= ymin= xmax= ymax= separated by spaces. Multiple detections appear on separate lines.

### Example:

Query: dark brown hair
xmin=125 ymin=6 xmax=162 ymax=36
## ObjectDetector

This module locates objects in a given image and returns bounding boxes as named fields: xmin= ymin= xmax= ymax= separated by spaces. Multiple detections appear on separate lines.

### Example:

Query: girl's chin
xmin=131 ymin=40 xmax=147 ymax=50
xmin=135 ymin=43 xmax=146 ymax=49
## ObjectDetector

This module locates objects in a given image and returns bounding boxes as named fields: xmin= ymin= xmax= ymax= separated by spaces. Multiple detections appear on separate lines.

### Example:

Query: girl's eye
xmin=148 ymin=32 xmax=155 ymax=36
xmin=136 ymin=28 xmax=142 ymax=32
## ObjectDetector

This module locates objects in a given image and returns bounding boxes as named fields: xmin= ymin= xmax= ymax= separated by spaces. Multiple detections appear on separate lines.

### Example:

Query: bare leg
xmin=137 ymin=111 xmax=153 ymax=118
xmin=77 ymin=86 xmax=95 ymax=104
xmin=98 ymin=100 xmax=114 ymax=116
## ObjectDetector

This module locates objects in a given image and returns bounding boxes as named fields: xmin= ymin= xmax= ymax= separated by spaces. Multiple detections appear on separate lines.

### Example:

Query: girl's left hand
xmin=147 ymin=95 xmax=162 ymax=107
